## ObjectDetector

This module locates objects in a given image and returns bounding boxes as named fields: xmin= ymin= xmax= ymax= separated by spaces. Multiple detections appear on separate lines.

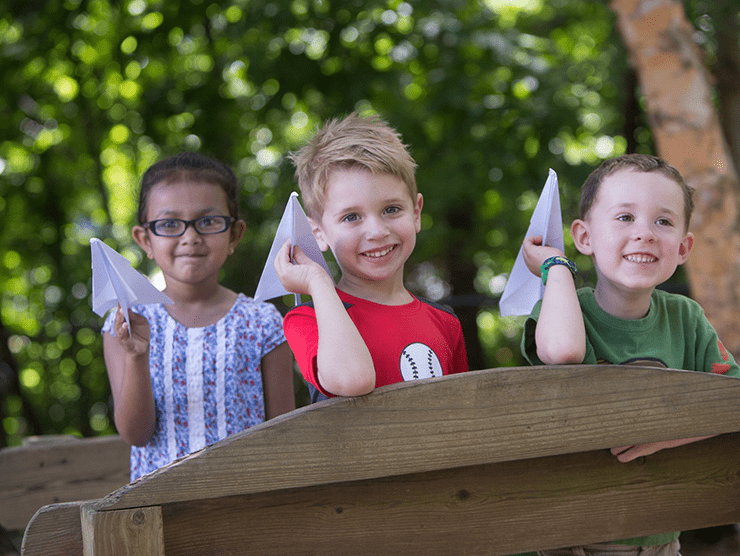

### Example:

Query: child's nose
xmin=180 ymin=224 xmax=203 ymax=242
xmin=633 ymin=221 xmax=656 ymax=242
xmin=364 ymin=216 xmax=389 ymax=239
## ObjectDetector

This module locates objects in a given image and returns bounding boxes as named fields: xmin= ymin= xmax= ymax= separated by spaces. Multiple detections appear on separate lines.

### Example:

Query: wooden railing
xmin=1 ymin=435 xmax=129 ymax=532
xmin=12 ymin=365 xmax=740 ymax=555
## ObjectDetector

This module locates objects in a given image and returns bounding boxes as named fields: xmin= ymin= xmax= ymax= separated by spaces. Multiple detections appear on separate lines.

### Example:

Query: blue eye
xmin=342 ymin=213 xmax=359 ymax=223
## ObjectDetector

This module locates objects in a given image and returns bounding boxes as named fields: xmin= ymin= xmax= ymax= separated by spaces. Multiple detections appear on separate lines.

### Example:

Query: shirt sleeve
xmin=521 ymin=298 xmax=595 ymax=366
xmin=694 ymin=306 xmax=740 ymax=377
xmin=255 ymin=301 xmax=287 ymax=357
xmin=521 ymin=300 xmax=544 ymax=365
xmin=449 ymin=318 xmax=469 ymax=374
xmin=283 ymin=304 xmax=333 ymax=397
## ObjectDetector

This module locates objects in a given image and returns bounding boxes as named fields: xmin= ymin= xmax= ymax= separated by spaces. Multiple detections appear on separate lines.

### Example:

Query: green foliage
xmin=1 ymin=0 xmax=681 ymax=444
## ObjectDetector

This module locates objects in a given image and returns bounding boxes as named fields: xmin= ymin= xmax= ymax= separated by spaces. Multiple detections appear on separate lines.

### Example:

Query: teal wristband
xmin=540 ymin=256 xmax=577 ymax=286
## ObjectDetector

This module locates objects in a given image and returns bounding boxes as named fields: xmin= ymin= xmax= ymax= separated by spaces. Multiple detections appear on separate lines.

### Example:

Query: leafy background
xmin=0 ymin=0 xmax=733 ymax=446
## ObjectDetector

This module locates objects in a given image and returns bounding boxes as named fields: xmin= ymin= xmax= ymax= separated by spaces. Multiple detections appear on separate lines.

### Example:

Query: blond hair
xmin=289 ymin=112 xmax=417 ymax=219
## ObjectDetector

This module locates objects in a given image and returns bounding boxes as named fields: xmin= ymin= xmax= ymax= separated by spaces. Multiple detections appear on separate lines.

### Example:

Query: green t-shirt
xmin=522 ymin=287 xmax=740 ymax=546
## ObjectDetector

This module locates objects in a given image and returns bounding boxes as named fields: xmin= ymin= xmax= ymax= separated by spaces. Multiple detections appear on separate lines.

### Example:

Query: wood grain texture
xmin=92 ymin=366 xmax=740 ymax=511
xmin=157 ymin=434 xmax=740 ymax=556
xmin=20 ymin=366 xmax=740 ymax=555
xmin=81 ymin=506 xmax=163 ymax=556
xmin=1 ymin=435 xmax=129 ymax=530
xmin=20 ymin=502 xmax=84 ymax=556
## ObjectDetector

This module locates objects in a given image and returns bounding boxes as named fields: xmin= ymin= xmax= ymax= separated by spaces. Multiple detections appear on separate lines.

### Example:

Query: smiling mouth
xmin=624 ymin=254 xmax=657 ymax=263
xmin=362 ymin=245 xmax=396 ymax=258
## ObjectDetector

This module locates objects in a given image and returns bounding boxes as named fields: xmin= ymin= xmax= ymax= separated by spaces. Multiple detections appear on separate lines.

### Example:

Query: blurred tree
xmin=2 ymin=0 xmax=735 ymax=445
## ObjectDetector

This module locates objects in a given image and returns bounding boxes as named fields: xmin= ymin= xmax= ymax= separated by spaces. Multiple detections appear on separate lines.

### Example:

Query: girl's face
xmin=132 ymin=180 xmax=245 ymax=292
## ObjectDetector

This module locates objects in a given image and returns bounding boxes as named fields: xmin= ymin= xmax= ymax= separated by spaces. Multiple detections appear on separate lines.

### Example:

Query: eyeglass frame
xmin=143 ymin=215 xmax=236 ymax=237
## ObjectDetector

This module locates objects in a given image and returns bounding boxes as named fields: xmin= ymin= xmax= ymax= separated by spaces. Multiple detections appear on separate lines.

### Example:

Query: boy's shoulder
xmin=285 ymin=290 xmax=459 ymax=321
xmin=416 ymin=296 xmax=458 ymax=318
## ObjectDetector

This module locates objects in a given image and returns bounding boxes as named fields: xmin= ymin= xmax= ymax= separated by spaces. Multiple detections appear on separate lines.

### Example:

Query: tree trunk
xmin=610 ymin=0 xmax=740 ymax=360
xmin=713 ymin=0 xmax=740 ymax=172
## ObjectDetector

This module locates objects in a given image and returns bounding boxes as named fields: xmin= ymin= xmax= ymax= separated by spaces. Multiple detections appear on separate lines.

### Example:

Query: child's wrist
xmin=307 ymin=271 xmax=336 ymax=297
xmin=540 ymin=255 xmax=577 ymax=285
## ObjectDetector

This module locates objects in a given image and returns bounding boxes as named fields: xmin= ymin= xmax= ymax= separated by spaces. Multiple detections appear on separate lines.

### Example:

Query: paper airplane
xmin=90 ymin=238 xmax=173 ymax=327
xmin=254 ymin=192 xmax=332 ymax=304
xmin=499 ymin=169 xmax=564 ymax=316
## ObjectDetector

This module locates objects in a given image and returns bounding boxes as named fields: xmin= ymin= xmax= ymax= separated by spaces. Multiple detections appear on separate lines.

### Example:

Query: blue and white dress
xmin=103 ymin=293 xmax=286 ymax=481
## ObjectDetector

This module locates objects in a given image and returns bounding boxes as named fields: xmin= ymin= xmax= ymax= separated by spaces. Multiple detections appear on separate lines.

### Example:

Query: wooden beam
xmin=154 ymin=434 xmax=740 ymax=556
xmin=0 ymin=435 xmax=129 ymax=531
xmin=21 ymin=367 xmax=740 ymax=555
xmin=81 ymin=506 xmax=163 ymax=556
xmin=88 ymin=366 xmax=740 ymax=512
xmin=20 ymin=502 xmax=84 ymax=556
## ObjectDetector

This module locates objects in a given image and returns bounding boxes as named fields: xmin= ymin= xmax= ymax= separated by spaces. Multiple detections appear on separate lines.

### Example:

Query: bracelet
xmin=540 ymin=256 xmax=577 ymax=286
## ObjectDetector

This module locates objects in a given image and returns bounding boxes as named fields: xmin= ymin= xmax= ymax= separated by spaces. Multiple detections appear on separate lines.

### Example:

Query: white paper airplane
xmin=254 ymin=192 xmax=332 ymax=304
xmin=499 ymin=169 xmax=564 ymax=316
xmin=90 ymin=238 xmax=173 ymax=327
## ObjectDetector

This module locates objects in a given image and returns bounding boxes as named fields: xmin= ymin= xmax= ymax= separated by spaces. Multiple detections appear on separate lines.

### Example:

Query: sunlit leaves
xmin=0 ymin=0 xmax=661 ymax=445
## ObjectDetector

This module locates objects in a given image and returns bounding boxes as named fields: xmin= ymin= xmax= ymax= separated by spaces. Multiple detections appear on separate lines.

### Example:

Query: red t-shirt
xmin=284 ymin=289 xmax=469 ymax=397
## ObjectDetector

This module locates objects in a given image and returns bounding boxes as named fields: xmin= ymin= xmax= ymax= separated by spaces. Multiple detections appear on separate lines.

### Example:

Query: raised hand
xmin=112 ymin=306 xmax=150 ymax=356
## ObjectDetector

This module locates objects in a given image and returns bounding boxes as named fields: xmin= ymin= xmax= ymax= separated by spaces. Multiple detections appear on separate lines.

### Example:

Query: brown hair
xmin=137 ymin=152 xmax=239 ymax=224
xmin=289 ymin=112 xmax=417 ymax=219
xmin=580 ymin=154 xmax=694 ymax=229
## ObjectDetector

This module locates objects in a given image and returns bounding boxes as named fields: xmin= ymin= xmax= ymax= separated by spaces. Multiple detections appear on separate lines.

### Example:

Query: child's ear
xmin=309 ymin=218 xmax=330 ymax=252
xmin=677 ymin=231 xmax=694 ymax=264
xmin=229 ymin=219 xmax=247 ymax=255
xmin=132 ymin=225 xmax=154 ymax=259
xmin=570 ymin=219 xmax=593 ymax=256
xmin=414 ymin=193 xmax=423 ymax=233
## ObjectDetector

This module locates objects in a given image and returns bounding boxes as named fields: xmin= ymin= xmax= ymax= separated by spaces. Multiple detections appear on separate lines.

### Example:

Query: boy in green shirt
xmin=521 ymin=154 xmax=740 ymax=555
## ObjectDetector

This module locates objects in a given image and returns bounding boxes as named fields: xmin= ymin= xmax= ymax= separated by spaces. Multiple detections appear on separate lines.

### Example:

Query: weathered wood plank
xmin=21 ymin=367 xmax=740 ymax=556
xmin=90 ymin=366 xmax=740 ymax=512
xmin=154 ymin=433 xmax=740 ymax=556
xmin=20 ymin=502 xmax=84 ymax=556
xmin=0 ymin=436 xmax=129 ymax=531
xmin=81 ymin=506 xmax=163 ymax=556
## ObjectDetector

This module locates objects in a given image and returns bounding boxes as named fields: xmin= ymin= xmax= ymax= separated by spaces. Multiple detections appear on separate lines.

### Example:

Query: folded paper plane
xmin=254 ymin=192 xmax=332 ymax=304
xmin=90 ymin=238 xmax=173 ymax=327
xmin=499 ymin=169 xmax=564 ymax=316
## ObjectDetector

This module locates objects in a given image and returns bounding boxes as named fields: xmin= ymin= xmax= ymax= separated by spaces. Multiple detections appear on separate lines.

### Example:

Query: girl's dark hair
xmin=137 ymin=152 xmax=240 ymax=224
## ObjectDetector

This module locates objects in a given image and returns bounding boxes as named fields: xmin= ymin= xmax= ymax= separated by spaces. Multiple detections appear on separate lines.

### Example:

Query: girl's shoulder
xmin=229 ymin=293 xmax=283 ymax=323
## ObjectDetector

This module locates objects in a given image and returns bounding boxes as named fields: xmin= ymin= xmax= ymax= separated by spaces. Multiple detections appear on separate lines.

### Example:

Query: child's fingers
xmin=113 ymin=306 xmax=130 ymax=338
xmin=274 ymin=240 xmax=291 ymax=271
xmin=610 ymin=445 xmax=639 ymax=463
xmin=290 ymin=245 xmax=311 ymax=264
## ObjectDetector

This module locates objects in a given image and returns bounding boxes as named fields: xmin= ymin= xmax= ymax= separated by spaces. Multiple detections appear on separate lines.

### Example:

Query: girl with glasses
xmin=102 ymin=152 xmax=295 ymax=481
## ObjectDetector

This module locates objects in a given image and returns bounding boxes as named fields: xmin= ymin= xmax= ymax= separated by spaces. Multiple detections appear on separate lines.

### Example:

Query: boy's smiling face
xmin=311 ymin=166 xmax=422 ymax=300
xmin=571 ymin=168 xmax=694 ymax=314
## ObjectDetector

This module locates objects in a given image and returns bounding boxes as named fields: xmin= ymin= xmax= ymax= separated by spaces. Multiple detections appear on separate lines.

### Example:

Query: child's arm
xmin=610 ymin=436 xmax=715 ymax=462
xmin=103 ymin=307 xmax=156 ymax=446
xmin=274 ymin=241 xmax=375 ymax=396
xmin=261 ymin=341 xmax=296 ymax=418
xmin=522 ymin=236 xmax=586 ymax=365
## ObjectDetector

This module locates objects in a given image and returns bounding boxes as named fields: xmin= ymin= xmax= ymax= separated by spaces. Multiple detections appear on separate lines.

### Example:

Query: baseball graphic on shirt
xmin=399 ymin=342 xmax=443 ymax=381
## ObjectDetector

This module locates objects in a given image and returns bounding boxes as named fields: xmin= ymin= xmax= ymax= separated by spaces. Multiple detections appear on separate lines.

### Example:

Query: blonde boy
xmin=274 ymin=113 xmax=468 ymax=399
xmin=521 ymin=154 xmax=739 ymax=555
